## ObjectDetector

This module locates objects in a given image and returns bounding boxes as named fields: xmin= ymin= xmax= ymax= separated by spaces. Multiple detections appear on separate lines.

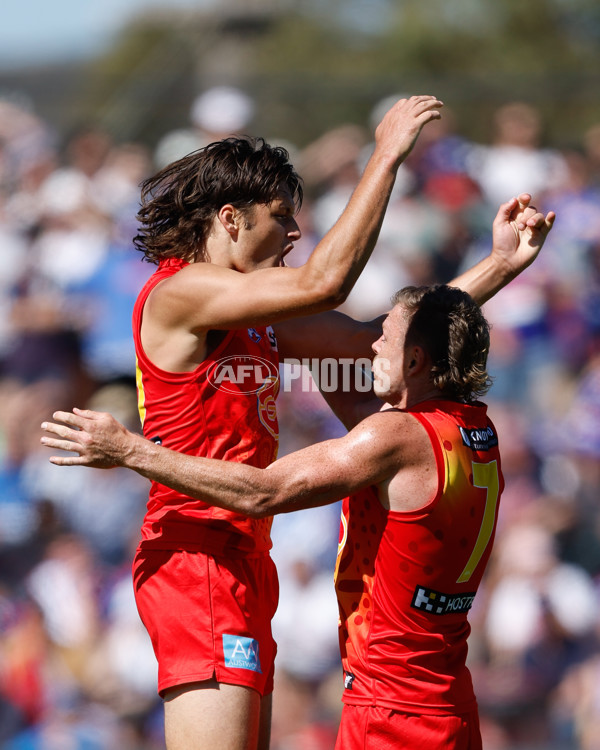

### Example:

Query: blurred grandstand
xmin=1 ymin=2 xmax=600 ymax=748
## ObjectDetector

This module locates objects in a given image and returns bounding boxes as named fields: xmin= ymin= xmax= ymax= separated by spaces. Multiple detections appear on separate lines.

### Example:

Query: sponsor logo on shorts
xmin=411 ymin=585 xmax=476 ymax=615
xmin=344 ymin=671 xmax=355 ymax=690
xmin=459 ymin=425 xmax=498 ymax=452
xmin=222 ymin=634 xmax=262 ymax=673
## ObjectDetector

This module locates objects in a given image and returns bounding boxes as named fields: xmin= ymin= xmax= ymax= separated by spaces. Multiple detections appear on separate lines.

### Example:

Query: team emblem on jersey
xmin=411 ymin=585 xmax=476 ymax=615
xmin=247 ymin=328 xmax=262 ymax=343
xmin=257 ymin=376 xmax=279 ymax=440
xmin=344 ymin=671 xmax=355 ymax=690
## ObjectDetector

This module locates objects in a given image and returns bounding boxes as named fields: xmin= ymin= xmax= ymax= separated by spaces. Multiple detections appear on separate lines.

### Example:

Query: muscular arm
xmin=152 ymin=96 xmax=443 ymax=332
xmin=274 ymin=310 xmax=383 ymax=361
xmin=275 ymin=193 xmax=555 ymax=360
xmin=273 ymin=311 xmax=383 ymax=429
xmin=41 ymin=409 xmax=425 ymax=517
xmin=273 ymin=193 xmax=556 ymax=428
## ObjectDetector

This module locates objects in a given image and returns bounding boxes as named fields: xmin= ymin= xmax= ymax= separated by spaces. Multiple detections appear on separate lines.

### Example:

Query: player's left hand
xmin=491 ymin=193 xmax=556 ymax=278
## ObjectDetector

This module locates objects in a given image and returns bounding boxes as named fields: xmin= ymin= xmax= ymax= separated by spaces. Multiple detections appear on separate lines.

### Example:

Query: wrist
xmin=121 ymin=431 xmax=153 ymax=472
xmin=368 ymin=144 xmax=405 ymax=175
xmin=488 ymin=249 xmax=517 ymax=283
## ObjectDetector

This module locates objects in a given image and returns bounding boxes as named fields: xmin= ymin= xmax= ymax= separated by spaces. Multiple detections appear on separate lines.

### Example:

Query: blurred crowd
xmin=0 ymin=85 xmax=599 ymax=749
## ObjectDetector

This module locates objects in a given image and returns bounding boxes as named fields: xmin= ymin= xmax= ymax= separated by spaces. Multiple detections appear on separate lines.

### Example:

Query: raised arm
xmin=41 ymin=408 xmax=418 ymax=516
xmin=274 ymin=193 xmax=555 ymax=361
xmin=152 ymin=96 xmax=443 ymax=331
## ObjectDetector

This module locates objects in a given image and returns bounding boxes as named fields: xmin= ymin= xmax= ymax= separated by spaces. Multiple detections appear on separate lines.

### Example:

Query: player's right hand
xmin=374 ymin=95 xmax=443 ymax=167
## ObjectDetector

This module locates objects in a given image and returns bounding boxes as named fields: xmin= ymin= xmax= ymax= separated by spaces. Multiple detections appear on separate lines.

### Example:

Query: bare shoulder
xmin=150 ymin=261 xmax=233 ymax=300
xmin=350 ymin=407 xmax=430 ymax=456
xmin=145 ymin=262 xmax=235 ymax=329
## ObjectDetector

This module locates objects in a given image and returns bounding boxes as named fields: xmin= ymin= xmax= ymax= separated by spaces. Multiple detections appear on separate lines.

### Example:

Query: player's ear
xmin=217 ymin=204 xmax=239 ymax=237
xmin=407 ymin=346 xmax=427 ymax=374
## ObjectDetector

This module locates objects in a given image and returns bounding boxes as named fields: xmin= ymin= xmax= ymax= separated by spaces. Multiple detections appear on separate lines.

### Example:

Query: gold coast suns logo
xmin=257 ymin=376 xmax=279 ymax=440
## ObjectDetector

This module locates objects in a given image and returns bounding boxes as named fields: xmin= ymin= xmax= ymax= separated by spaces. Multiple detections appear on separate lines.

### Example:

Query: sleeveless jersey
xmin=334 ymin=399 xmax=504 ymax=715
xmin=133 ymin=258 xmax=280 ymax=557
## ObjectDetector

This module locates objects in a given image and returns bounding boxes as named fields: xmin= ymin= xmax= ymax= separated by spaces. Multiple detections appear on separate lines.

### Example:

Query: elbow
xmin=239 ymin=490 xmax=279 ymax=519
xmin=312 ymin=276 xmax=351 ymax=309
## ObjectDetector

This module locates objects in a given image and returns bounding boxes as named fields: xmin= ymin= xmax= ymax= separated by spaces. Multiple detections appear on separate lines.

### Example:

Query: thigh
xmin=164 ymin=679 xmax=261 ymax=750
xmin=335 ymin=704 xmax=482 ymax=750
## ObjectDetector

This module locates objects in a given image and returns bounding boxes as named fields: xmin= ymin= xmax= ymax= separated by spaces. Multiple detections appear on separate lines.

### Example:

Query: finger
xmin=49 ymin=455 xmax=87 ymax=466
xmin=407 ymin=94 xmax=442 ymax=104
xmin=543 ymin=211 xmax=556 ymax=235
xmin=523 ymin=210 xmax=543 ymax=227
xmin=41 ymin=422 xmax=80 ymax=440
xmin=40 ymin=436 xmax=82 ymax=453
xmin=526 ymin=210 xmax=556 ymax=232
xmin=520 ymin=206 xmax=537 ymax=222
xmin=73 ymin=407 xmax=103 ymax=420
xmin=496 ymin=197 xmax=518 ymax=223
xmin=516 ymin=193 xmax=532 ymax=210
xmin=415 ymin=97 xmax=444 ymax=112
xmin=415 ymin=109 xmax=443 ymax=125
xmin=51 ymin=410 xmax=87 ymax=429
xmin=515 ymin=204 xmax=537 ymax=231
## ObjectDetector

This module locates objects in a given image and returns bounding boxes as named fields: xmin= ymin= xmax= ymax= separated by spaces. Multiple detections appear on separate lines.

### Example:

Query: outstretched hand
xmin=491 ymin=193 xmax=556 ymax=278
xmin=41 ymin=408 xmax=133 ymax=468
xmin=374 ymin=95 xmax=444 ymax=167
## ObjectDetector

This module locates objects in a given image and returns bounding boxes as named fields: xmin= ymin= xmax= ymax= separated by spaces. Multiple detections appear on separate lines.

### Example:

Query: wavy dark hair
xmin=134 ymin=137 xmax=303 ymax=264
xmin=392 ymin=285 xmax=492 ymax=403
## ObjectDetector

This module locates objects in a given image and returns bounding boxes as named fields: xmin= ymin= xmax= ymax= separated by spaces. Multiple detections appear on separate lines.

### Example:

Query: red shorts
xmin=334 ymin=704 xmax=482 ymax=750
xmin=132 ymin=548 xmax=279 ymax=697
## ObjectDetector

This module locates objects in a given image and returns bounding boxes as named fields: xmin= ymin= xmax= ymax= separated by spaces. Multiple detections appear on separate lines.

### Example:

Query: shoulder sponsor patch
xmin=459 ymin=425 xmax=498 ymax=452
xmin=222 ymin=634 xmax=262 ymax=673
xmin=411 ymin=585 xmax=476 ymax=615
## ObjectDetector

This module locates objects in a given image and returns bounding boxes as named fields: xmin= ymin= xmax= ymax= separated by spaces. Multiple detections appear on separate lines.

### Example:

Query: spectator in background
xmin=1 ymin=80 xmax=600 ymax=749
xmin=466 ymin=101 xmax=568 ymax=207
xmin=473 ymin=515 xmax=598 ymax=746
xmin=154 ymin=85 xmax=256 ymax=169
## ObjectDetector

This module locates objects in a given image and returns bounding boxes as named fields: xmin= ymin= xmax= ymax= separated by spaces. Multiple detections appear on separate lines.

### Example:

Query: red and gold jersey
xmin=133 ymin=258 xmax=280 ymax=557
xmin=335 ymin=399 xmax=504 ymax=715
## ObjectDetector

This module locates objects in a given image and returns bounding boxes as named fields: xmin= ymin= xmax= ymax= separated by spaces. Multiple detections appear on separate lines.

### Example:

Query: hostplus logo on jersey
xmin=411 ymin=585 xmax=477 ymax=615
xmin=222 ymin=634 xmax=262 ymax=673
